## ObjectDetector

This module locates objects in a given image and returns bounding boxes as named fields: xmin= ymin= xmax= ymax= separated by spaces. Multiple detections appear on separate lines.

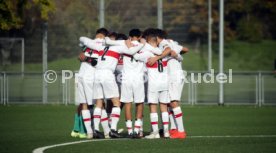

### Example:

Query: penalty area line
xmin=32 ymin=135 xmax=276 ymax=153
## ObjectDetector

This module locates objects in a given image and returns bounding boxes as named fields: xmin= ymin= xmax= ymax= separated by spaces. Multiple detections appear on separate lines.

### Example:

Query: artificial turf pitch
xmin=0 ymin=105 xmax=276 ymax=153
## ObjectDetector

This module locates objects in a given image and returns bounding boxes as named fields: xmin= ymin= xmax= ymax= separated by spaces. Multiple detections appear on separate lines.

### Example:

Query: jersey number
xmin=157 ymin=59 xmax=163 ymax=72
xmin=101 ymin=46 xmax=109 ymax=61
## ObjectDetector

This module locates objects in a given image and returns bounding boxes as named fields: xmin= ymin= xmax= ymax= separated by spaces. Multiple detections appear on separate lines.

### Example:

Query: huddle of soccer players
xmin=71 ymin=27 xmax=188 ymax=140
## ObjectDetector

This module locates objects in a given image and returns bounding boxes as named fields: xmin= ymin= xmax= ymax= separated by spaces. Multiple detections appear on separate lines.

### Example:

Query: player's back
xmin=122 ymin=40 xmax=144 ymax=75
xmin=96 ymin=45 xmax=125 ymax=72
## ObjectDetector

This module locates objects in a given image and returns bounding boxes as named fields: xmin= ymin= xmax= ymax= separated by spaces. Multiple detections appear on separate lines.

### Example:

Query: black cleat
xmin=109 ymin=129 xmax=123 ymax=138
xmin=93 ymin=130 xmax=104 ymax=139
xmin=132 ymin=132 xmax=141 ymax=139
xmin=127 ymin=133 xmax=134 ymax=138
xmin=159 ymin=129 xmax=164 ymax=138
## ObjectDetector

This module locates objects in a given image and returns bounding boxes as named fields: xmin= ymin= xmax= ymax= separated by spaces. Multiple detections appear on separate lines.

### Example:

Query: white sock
xmin=81 ymin=109 xmax=93 ymax=134
xmin=161 ymin=112 xmax=169 ymax=131
xmin=140 ymin=118 xmax=143 ymax=133
xmin=126 ymin=120 xmax=133 ymax=134
xmin=169 ymin=109 xmax=177 ymax=130
xmin=110 ymin=107 xmax=121 ymax=131
xmin=101 ymin=109 xmax=110 ymax=135
xmin=150 ymin=113 xmax=159 ymax=133
xmin=134 ymin=119 xmax=142 ymax=134
xmin=93 ymin=107 xmax=101 ymax=131
xmin=173 ymin=107 xmax=185 ymax=132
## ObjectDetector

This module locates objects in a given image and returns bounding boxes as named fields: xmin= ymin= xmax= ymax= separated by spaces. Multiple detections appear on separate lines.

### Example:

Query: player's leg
xmin=169 ymin=81 xmax=186 ymax=139
xmin=120 ymin=80 xmax=134 ymax=137
xmin=71 ymin=104 xmax=83 ymax=138
xmin=133 ymin=79 xmax=145 ymax=138
xmin=168 ymin=105 xmax=177 ymax=135
xmin=92 ymin=99 xmax=105 ymax=138
xmin=133 ymin=103 xmax=143 ymax=138
xmin=78 ymin=79 xmax=94 ymax=139
xmin=159 ymin=91 xmax=170 ymax=138
xmin=125 ymin=103 xmax=133 ymax=136
xmin=100 ymin=108 xmax=110 ymax=138
xmin=145 ymin=91 xmax=160 ymax=139
xmin=81 ymin=103 xmax=93 ymax=139
xmin=92 ymin=77 xmax=105 ymax=138
xmin=103 ymin=72 xmax=122 ymax=138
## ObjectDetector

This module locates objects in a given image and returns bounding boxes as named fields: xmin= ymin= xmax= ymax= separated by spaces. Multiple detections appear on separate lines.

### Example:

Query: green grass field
xmin=0 ymin=105 xmax=276 ymax=153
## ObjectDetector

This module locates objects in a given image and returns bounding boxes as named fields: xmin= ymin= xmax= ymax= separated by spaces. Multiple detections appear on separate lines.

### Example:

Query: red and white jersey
xmin=122 ymin=40 xmax=144 ymax=75
xmin=158 ymin=39 xmax=184 ymax=81
xmin=80 ymin=37 xmax=144 ymax=72
xmin=78 ymin=38 xmax=104 ymax=79
xmin=167 ymin=40 xmax=185 ymax=81
xmin=134 ymin=43 xmax=167 ymax=91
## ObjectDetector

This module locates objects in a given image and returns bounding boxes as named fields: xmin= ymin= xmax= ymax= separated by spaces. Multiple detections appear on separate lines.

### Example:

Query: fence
xmin=0 ymin=71 xmax=275 ymax=106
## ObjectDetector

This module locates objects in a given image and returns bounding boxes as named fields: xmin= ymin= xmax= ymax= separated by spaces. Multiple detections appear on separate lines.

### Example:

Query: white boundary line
xmin=32 ymin=135 xmax=276 ymax=153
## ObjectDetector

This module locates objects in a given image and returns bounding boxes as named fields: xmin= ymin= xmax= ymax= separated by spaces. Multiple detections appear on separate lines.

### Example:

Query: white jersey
xmin=167 ymin=40 xmax=185 ymax=81
xmin=122 ymin=40 xmax=144 ymax=75
xmin=134 ymin=43 xmax=168 ymax=92
xmin=80 ymin=37 xmax=144 ymax=72
xmin=78 ymin=38 xmax=104 ymax=79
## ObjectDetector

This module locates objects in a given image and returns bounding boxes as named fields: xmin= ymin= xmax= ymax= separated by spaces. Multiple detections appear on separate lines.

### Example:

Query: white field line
xmin=32 ymin=135 xmax=276 ymax=153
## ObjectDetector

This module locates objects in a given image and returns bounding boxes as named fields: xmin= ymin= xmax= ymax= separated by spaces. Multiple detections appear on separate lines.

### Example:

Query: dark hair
xmin=96 ymin=28 xmax=109 ymax=36
xmin=129 ymin=29 xmax=142 ymax=37
xmin=116 ymin=33 xmax=128 ymax=40
xmin=108 ymin=32 xmax=118 ymax=38
xmin=155 ymin=28 xmax=167 ymax=39
xmin=142 ymin=28 xmax=157 ymax=39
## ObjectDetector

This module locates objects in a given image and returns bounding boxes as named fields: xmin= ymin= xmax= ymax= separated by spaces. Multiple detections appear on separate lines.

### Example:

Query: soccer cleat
xmin=169 ymin=129 xmax=178 ymax=136
xmin=93 ymin=130 xmax=104 ymax=139
xmin=71 ymin=131 xmax=79 ymax=138
xmin=127 ymin=132 xmax=134 ymax=138
xmin=132 ymin=132 xmax=141 ymax=139
xmin=139 ymin=131 xmax=144 ymax=138
xmin=164 ymin=130 xmax=170 ymax=138
xmin=159 ymin=129 xmax=164 ymax=137
xmin=118 ymin=128 xmax=124 ymax=134
xmin=104 ymin=133 xmax=110 ymax=139
xmin=79 ymin=133 xmax=87 ymax=139
xmin=170 ymin=131 xmax=187 ymax=139
xmin=145 ymin=132 xmax=160 ymax=139
xmin=109 ymin=129 xmax=123 ymax=138
xmin=87 ymin=133 xmax=93 ymax=139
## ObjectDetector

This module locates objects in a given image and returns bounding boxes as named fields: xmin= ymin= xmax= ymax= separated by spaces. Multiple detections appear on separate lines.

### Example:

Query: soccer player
xmin=148 ymin=29 xmax=188 ymax=139
xmin=166 ymin=39 xmax=188 ymax=139
xmin=80 ymin=33 xmax=144 ymax=138
xmin=107 ymin=29 xmax=145 ymax=138
xmin=72 ymin=28 xmax=109 ymax=139
xmin=133 ymin=29 xmax=170 ymax=139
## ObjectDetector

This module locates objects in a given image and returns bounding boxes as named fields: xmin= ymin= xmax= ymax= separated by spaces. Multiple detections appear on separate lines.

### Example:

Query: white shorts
xmin=147 ymin=90 xmax=170 ymax=104
xmin=93 ymin=69 xmax=119 ymax=99
xmin=169 ymin=79 xmax=184 ymax=102
xmin=77 ymin=77 xmax=94 ymax=105
xmin=120 ymin=77 xmax=145 ymax=103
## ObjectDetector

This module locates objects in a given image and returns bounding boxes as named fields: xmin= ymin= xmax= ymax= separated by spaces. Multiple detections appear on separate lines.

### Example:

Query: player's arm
xmin=133 ymin=51 xmax=153 ymax=63
xmin=121 ymin=43 xmax=145 ymax=55
xmin=173 ymin=41 xmax=189 ymax=54
xmin=147 ymin=46 xmax=172 ymax=66
xmin=79 ymin=37 xmax=102 ymax=51
xmin=104 ymin=37 xmax=125 ymax=46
